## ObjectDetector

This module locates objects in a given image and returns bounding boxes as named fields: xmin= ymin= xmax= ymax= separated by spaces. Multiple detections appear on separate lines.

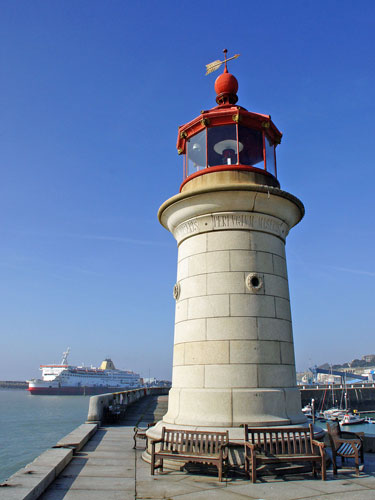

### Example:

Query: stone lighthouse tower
xmin=152 ymin=53 xmax=306 ymax=440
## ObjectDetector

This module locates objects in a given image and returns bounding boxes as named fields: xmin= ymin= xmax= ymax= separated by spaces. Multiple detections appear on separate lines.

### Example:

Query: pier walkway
xmin=34 ymin=394 xmax=375 ymax=500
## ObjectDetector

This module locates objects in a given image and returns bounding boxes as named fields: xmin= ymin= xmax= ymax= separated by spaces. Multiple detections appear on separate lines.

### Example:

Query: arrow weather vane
xmin=205 ymin=49 xmax=240 ymax=76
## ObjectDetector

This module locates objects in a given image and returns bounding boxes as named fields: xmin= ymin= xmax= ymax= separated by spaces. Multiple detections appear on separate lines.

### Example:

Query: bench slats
xmin=244 ymin=424 xmax=326 ymax=483
xmin=151 ymin=428 xmax=229 ymax=482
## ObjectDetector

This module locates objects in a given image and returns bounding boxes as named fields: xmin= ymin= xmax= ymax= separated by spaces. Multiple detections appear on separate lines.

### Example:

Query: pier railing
xmin=86 ymin=386 xmax=170 ymax=424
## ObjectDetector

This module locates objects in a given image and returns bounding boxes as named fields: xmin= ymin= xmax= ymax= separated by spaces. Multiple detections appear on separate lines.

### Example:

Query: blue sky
xmin=1 ymin=1 xmax=374 ymax=380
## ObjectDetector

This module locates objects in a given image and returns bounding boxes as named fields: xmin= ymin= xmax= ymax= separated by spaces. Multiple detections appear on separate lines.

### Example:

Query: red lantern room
xmin=177 ymin=51 xmax=282 ymax=192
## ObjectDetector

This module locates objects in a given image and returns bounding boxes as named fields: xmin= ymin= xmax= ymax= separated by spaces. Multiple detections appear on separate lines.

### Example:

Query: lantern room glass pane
xmin=186 ymin=130 xmax=206 ymax=176
xmin=207 ymin=125 xmax=237 ymax=167
xmin=238 ymin=125 xmax=263 ymax=167
xmin=265 ymin=135 xmax=276 ymax=177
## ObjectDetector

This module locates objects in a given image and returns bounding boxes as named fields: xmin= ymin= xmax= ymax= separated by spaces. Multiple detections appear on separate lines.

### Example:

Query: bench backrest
xmin=160 ymin=427 xmax=229 ymax=456
xmin=244 ymin=424 xmax=315 ymax=456
xmin=326 ymin=420 xmax=341 ymax=445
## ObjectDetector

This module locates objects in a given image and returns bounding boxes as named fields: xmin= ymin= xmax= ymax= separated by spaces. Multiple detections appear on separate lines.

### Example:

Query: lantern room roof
xmin=176 ymin=65 xmax=282 ymax=155
xmin=176 ymin=101 xmax=282 ymax=155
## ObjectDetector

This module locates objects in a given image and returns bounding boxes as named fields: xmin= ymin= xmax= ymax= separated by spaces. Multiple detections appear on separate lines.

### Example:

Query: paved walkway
xmin=39 ymin=396 xmax=375 ymax=500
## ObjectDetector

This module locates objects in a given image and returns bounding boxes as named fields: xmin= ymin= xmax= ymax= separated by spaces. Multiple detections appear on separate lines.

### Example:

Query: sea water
xmin=0 ymin=389 xmax=89 ymax=482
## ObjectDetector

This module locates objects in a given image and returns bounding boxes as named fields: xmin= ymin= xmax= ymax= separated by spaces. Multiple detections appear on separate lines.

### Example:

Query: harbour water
xmin=0 ymin=389 xmax=89 ymax=482
xmin=314 ymin=416 xmax=375 ymax=436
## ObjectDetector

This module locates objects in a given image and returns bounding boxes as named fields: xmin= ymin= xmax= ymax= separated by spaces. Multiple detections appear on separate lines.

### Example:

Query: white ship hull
xmin=27 ymin=349 xmax=141 ymax=396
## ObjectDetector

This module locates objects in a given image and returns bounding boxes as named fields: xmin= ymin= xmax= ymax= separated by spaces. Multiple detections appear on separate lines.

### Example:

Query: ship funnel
xmin=100 ymin=358 xmax=116 ymax=370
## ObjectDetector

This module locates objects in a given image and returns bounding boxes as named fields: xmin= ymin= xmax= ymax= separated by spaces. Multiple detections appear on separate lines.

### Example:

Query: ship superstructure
xmin=27 ymin=348 xmax=141 ymax=395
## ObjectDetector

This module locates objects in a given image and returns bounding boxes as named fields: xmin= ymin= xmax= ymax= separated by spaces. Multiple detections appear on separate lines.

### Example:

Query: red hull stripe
xmin=27 ymin=386 xmax=135 ymax=395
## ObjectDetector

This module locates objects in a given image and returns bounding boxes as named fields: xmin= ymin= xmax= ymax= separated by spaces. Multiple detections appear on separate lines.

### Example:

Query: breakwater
xmin=0 ymin=380 xmax=27 ymax=389
xmin=300 ymin=384 xmax=375 ymax=411
xmin=0 ymin=387 xmax=170 ymax=498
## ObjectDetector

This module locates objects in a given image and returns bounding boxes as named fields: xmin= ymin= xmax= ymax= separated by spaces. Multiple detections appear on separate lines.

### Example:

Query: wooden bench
xmin=244 ymin=424 xmax=326 ymax=483
xmin=151 ymin=427 xmax=229 ymax=481
xmin=133 ymin=422 xmax=156 ymax=449
xmin=326 ymin=420 xmax=364 ymax=476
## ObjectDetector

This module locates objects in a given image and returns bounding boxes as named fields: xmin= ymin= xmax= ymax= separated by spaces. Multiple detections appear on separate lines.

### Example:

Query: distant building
xmin=362 ymin=354 xmax=375 ymax=363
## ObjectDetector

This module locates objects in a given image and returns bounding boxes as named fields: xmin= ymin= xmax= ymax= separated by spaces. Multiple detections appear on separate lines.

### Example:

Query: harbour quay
xmin=300 ymin=384 xmax=375 ymax=411
xmin=2 ymin=389 xmax=375 ymax=500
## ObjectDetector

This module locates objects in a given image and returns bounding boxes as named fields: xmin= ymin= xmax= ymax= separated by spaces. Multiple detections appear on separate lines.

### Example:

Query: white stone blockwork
xmin=178 ymin=233 xmax=207 ymax=261
xmin=158 ymin=185 xmax=305 ymax=429
xmin=172 ymin=365 xmax=204 ymax=388
xmin=263 ymin=274 xmax=290 ymax=300
xmin=207 ymin=271 xmax=245 ymax=295
xmin=188 ymin=295 xmax=230 ymax=319
xmin=205 ymin=364 xmax=258 ymax=388
xmin=257 ymin=317 xmax=293 ymax=342
xmin=206 ymin=250 xmax=230 ymax=273
xmin=275 ymin=296 xmax=292 ymax=321
xmin=230 ymin=250 xmax=273 ymax=273
xmin=232 ymin=389 xmax=290 ymax=426
xmin=163 ymin=387 xmax=180 ymax=422
xmin=272 ymin=254 xmax=288 ymax=278
xmin=230 ymin=294 xmax=276 ymax=317
xmin=176 ymin=256 xmax=189 ymax=281
xmin=206 ymin=316 xmax=258 ymax=340
xmin=174 ymin=319 xmax=206 ymax=344
xmin=229 ymin=340 xmax=281 ymax=364
xmin=175 ymin=299 xmax=188 ymax=323
xmin=284 ymin=387 xmax=307 ymax=423
xmin=208 ymin=230 xmax=250 ymax=252
xmin=184 ymin=340 xmax=229 ymax=365
xmin=258 ymin=364 xmax=295 ymax=388
xmin=179 ymin=274 xmax=207 ymax=300
xmin=173 ymin=343 xmax=185 ymax=366
xmin=280 ymin=341 xmax=296 ymax=365
xmin=250 ymin=231 xmax=285 ymax=257
xmin=170 ymin=389 xmax=233 ymax=426
xmin=187 ymin=252 xmax=207 ymax=276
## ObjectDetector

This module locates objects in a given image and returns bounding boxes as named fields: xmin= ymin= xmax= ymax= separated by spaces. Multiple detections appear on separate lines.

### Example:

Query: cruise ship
xmin=27 ymin=348 xmax=141 ymax=395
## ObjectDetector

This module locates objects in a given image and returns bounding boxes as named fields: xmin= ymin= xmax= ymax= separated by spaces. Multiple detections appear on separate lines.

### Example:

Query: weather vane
xmin=205 ymin=49 xmax=240 ymax=76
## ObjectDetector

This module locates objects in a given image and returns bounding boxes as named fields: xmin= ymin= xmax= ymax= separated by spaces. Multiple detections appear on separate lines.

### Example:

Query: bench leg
xmin=251 ymin=457 xmax=257 ymax=483
xmin=160 ymin=458 xmax=163 ymax=472
xmin=218 ymin=461 xmax=222 ymax=482
xmin=321 ymin=457 xmax=326 ymax=481
xmin=332 ymin=452 xmax=338 ymax=475
xmin=354 ymin=450 xmax=360 ymax=476
xmin=312 ymin=461 xmax=317 ymax=478
xmin=151 ymin=455 xmax=155 ymax=475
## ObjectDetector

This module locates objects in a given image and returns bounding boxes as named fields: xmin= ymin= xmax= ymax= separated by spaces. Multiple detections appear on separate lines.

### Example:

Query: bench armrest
xmin=312 ymin=440 xmax=325 ymax=449
xmin=217 ymin=443 xmax=229 ymax=459
xmin=335 ymin=437 xmax=361 ymax=446
xmin=341 ymin=430 xmax=364 ymax=440
xmin=150 ymin=438 xmax=163 ymax=445
xmin=244 ymin=441 xmax=259 ymax=451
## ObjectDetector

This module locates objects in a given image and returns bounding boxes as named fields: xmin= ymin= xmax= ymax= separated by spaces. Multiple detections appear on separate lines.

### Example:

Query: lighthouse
xmin=149 ymin=52 xmax=306 ymax=445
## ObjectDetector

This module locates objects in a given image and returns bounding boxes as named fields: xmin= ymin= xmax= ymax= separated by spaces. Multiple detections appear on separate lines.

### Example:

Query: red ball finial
xmin=215 ymin=71 xmax=239 ymax=96
xmin=214 ymin=49 xmax=239 ymax=105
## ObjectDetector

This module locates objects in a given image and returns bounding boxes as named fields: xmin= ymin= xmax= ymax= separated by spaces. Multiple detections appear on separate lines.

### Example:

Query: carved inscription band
xmin=174 ymin=212 xmax=289 ymax=244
